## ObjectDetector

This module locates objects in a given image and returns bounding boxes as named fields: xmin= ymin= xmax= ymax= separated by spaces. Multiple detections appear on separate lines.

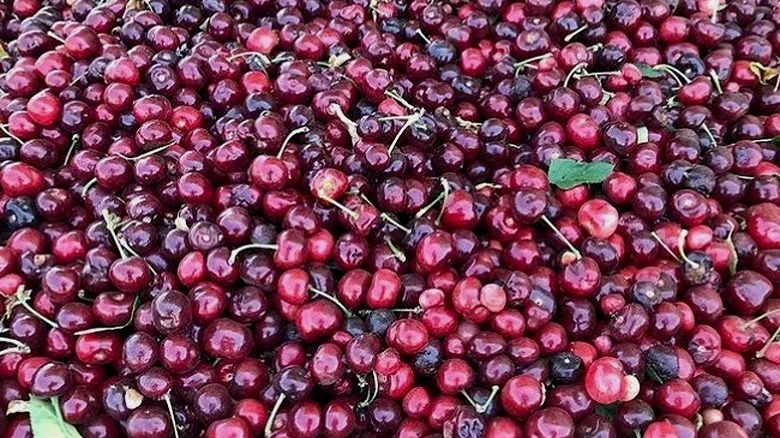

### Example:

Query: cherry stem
xmin=389 ymin=308 xmax=422 ymax=314
xmin=0 ymin=336 xmax=29 ymax=350
xmin=359 ymin=194 xmax=376 ymax=208
xmin=564 ymin=24 xmax=588 ymax=42
xmin=102 ymin=210 xmax=130 ymax=259
xmin=739 ymin=308 xmax=780 ymax=329
xmin=74 ymin=296 xmax=139 ymax=335
xmin=383 ymin=236 xmax=407 ymax=262
xmin=0 ymin=346 xmax=29 ymax=356
xmin=264 ymin=393 xmax=286 ymax=437
xmin=70 ymin=71 xmax=88 ymax=87
xmin=460 ymin=386 xmax=499 ymax=414
xmin=757 ymin=324 xmax=780 ymax=358
xmin=317 ymin=53 xmax=352 ymax=69
xmin=650 ymin=231 xmax=683 ymax=263
xmin=228 ymin=243 xmax=279 ymax=264
xmin=329 ymin=104 xmax=360 ymax=145
xmin=164 ymin=394 xmax=181 ymax=438
xmin=384 ymin=90 xmax=416 ymax=112
xmin=479 ymin=385 xmax=500 ymax=413
xmin=677 ymin=230 xmax=701 ymax=269
xmin=701 ymin=123 xmax=717 ymax=148
xmin=563 ymin=63 xmax=588 ymax=88
xmin=228 ymin=51 xmax=270 ymax=62
xmin=454 ymin=117 xmax=481 ymax=131
xmin=654 ymin=64 xmax=692 ymax=86
xmin=174 ymin=217 xmax=190 ymax=232
xmin=63 ymin=134 xmax=80 ymax=166
xmin=119 ymin=141 xmax=176 ymax=161
xmin=380 ymin=213 xmax=411 ymax=234
xmin=277 ymin=126 xmax=309 ymax=158
xmin=709 ymin=70 xmax=723 ymax=94
xmin=309 ymin=287 xmax=353 ymax=317
xmin=577 ymin=71 xmax=621 ymax=77
xmin=388 ymin=111 xmax=424 ymax=154
xmin=416 ymin=29 xmax=432 ymax=45
xmin=358 ymin=370 xmax=379 ymax=408
xmin=415 ymin=185 xmax=446 ymax=219
xmin=514 ymin=53 xmax=553 ymax=72
xmin=540 ymin=216 xmax=582 ymax=259
xmin=81 ymin=178 xmax=98 ymax=198
xmin=47 ymin=31 xmax=66 ymax=44
xmin=320 ymin=194 xmax=359 ymax=220
xmin=475 ymin=182 xmax=502 ymax=190
xmin=0 ymin=124 xmax=22 ymax=144
xmin=435 ymin=178 xmax=451 ymax=225
xmin=15 ymin=288 xmax=59 ymax=329
xmin=378 ymin=115 xmax=418 ymax=121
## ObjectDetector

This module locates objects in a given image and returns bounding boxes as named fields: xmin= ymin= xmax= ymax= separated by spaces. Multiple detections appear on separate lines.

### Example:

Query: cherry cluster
xmin=0 ymin=0 xmax=779 ymax=436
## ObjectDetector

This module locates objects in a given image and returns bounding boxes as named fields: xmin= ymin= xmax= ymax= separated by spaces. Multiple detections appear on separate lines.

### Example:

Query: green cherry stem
xmin=380 ymin=213 xmax=411 ymax=234
xmin=388 ymin=111 xmax=424 ymax=154
xmin=564 ymin=24 xmax=589 ymax=42
xmin=329 ymin=104 xmax=360 ymax=144
xmin=383 ymin=236 xmax=407 ymax=262
xmin=435 ymin=178 xmax=451 ymax=225
xmin=16 ymin=288 xmax=59 ymax=329
xmin=277 ymin=126 xmax=309 ymax=158
xmin=650 ymin=231 xmax=683 ymax=263
xmin=359 ymin=370 xmax=379 ymax=408
xmin=164 ymin=394 xmax=181 ymax=438
xmin=264 ymin=394 xmax=286 ymax=437
xmin=118 ymin=141 xmax=176 ymax=161
xmin=757 ymin=324 xmax=780 ymax=358
xmin=0 ymin=336 xmax=30 ymax=350
xmin=309 ymin=287 xmax=353 ymax=317
xmin=228 ymin=243 xmax=279 ymax=264
xmin=563 ymin=63 xmax=588 ymax=88
xmin=540 ymin=216 xmax=582 ymax=259
xmin=709 ymin=70 xmax=723 ymax=94
xmin=677 ymin=230 xmax=701 ymax=269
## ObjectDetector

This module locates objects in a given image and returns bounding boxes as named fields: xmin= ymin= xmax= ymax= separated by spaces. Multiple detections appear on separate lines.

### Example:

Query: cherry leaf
xmin=594 ymin=404 xmax=619 ymax=420
xmin=635 ymin=63 xmax=664 ymax=79
xmin=548 ymin=159 xmax=614 ymax=189
xmin=29 ymin=397 xmax=83 ymax=438
xmin=645 ymin=366 xmax=664 ymax=384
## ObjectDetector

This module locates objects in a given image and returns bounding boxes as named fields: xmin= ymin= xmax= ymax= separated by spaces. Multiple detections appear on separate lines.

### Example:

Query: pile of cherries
xmin=0 ymin=0 xmax=779 ymax=436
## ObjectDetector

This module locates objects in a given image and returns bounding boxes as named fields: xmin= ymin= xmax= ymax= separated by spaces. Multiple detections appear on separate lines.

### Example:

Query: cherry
xmin=585 ymin=357 xmax=627 ymax=404
xmin=500 ymin=375 xmax=544 ymax=418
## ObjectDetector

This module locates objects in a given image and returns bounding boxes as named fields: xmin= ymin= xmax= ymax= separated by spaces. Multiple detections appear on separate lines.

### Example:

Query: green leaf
xmin=635 ymin=63 xmax=664 ymax=79
xmin=726 ymin=224 xmax=739 ymax=276
xmin=548 ymin=158 xmax=614 ymax=189
xmin=595 ymin=403 xmax=619 ymax=420
xmin=772 ymin=136 xmax=780 ymax=147
xmin=645 ymin=366 xmax=664 ymax=384
xmin=637 ymin=126 xmax=649 ymax=144
xmin=0 ymin=44 xmax=8 ymax=59
xmin=28 ymin=397 xmax=83 ymax=438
